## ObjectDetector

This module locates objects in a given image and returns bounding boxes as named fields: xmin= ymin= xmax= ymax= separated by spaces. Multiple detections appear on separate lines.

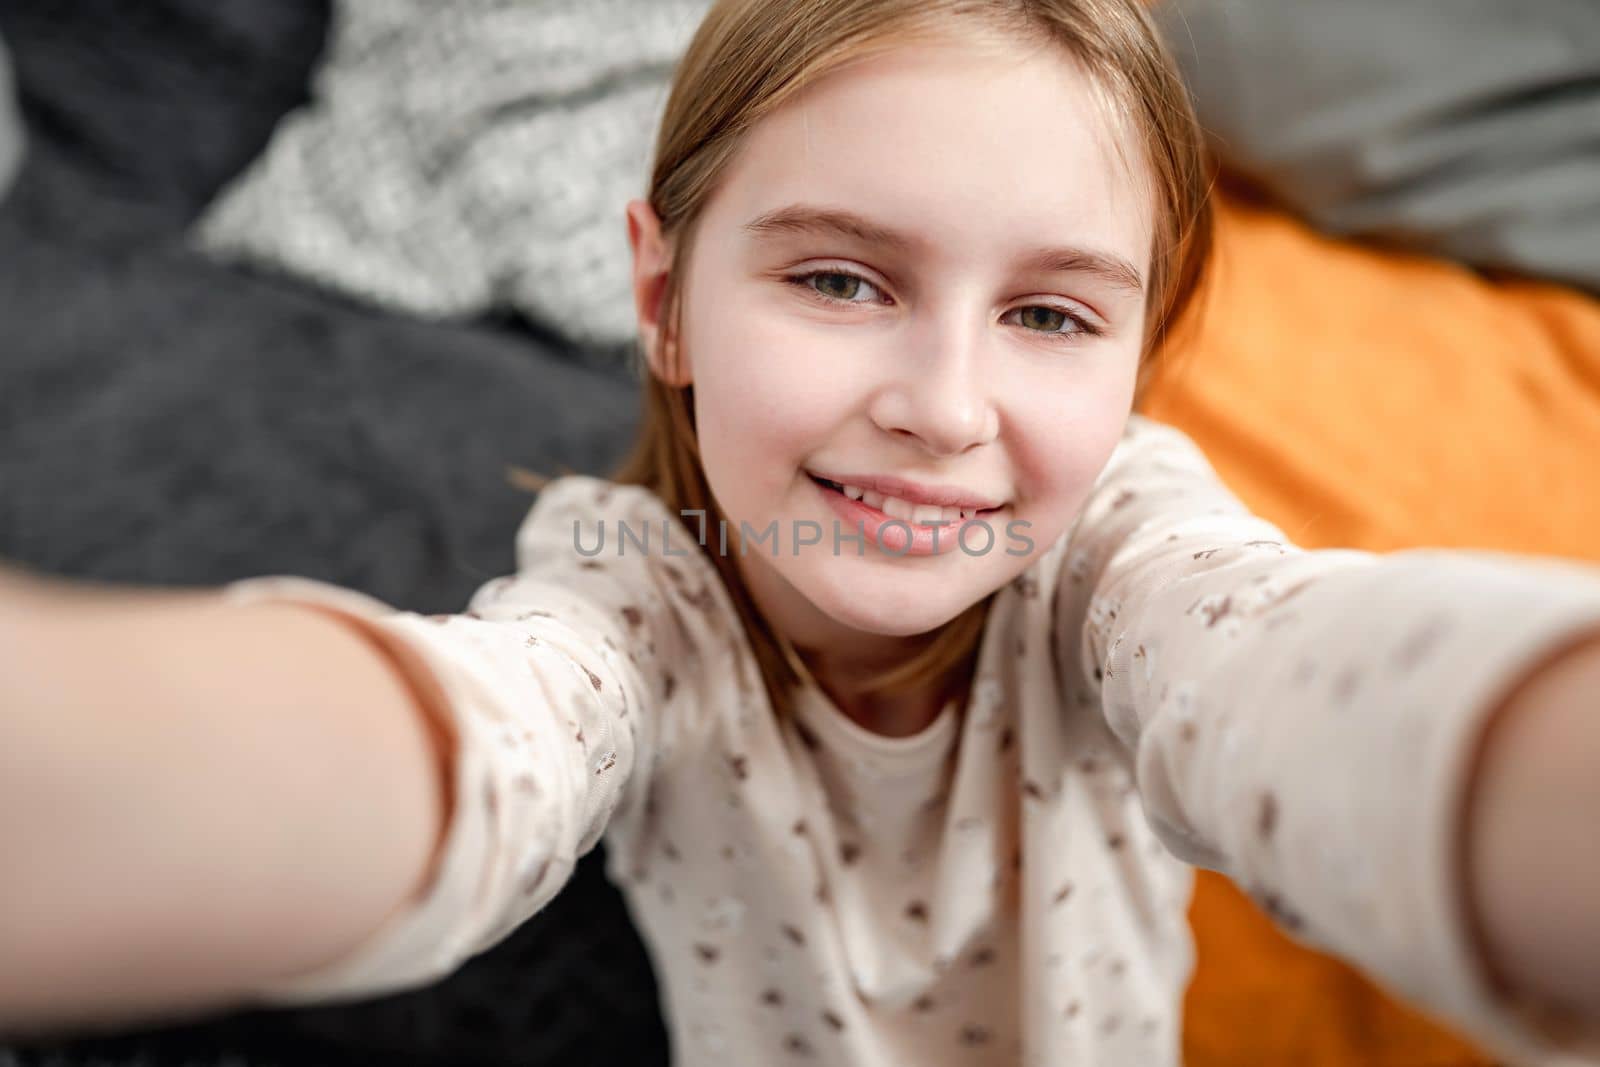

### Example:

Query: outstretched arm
xmin=1055 ymin=413 xmax=1600 ymax=1065
xmin=0 ymin=566 xmax=453 ymax=1037
xmin=0 ymin=478 xmax=680 ymax=1036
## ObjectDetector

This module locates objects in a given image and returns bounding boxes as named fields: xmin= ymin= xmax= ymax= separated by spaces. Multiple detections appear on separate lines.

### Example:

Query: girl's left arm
xmin=1056 ymin=413 xmax=1600 ymax=1066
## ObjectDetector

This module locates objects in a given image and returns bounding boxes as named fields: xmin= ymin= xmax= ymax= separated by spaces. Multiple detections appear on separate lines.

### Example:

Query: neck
xmin=733 ymin=546 xmax=972 ymax=738
xmin=795 ymin=642 xmax=966 ymax=738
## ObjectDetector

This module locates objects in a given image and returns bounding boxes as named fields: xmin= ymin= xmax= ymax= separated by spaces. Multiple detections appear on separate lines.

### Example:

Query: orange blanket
xmin=1139 ymin=189 xmax=1600 ymax=1066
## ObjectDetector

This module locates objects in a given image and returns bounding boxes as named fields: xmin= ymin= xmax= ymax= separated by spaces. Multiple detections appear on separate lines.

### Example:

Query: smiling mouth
xmin=809 ymin=474 xmax=1006 ymax=521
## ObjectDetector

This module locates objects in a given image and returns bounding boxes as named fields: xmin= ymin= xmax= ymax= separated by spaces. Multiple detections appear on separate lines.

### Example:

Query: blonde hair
xmin=597 ymin=0 xmax=1214 ymax=723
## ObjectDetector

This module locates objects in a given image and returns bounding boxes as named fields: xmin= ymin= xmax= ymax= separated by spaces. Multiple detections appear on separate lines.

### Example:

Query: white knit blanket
xmin=191 ymin=0 xmax=712 ymax=357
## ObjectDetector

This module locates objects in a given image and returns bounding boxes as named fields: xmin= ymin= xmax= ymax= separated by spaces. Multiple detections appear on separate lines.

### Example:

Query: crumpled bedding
xmin=1150 ymin=0 xmax=1600 ymax=297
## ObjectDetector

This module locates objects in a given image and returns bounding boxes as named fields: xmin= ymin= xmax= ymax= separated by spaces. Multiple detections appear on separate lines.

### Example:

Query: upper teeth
xmin=836 ymin=482 xmax=983 ymax=523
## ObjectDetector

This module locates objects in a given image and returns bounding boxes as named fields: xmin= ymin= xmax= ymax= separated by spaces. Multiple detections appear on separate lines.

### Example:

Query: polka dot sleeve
xmin=211 ymin=483 xmax=674 ymax=1007
xmin=1056 ymin=413 xmax=1600 ymax=1065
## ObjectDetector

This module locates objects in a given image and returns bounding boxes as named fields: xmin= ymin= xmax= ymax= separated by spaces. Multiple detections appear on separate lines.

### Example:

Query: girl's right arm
xmin=0 ymin=481 xmax=679 ymax=1040
xmin=0 ymin=483 xmax=681 ymax=1043
xmin=0 ymin=566 xmax=455 ymax=1038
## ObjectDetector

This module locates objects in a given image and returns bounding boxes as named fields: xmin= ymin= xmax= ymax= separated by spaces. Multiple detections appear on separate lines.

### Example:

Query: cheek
xmin=1007 ymin=357 xmax=1137 ymax=524
xmin=686 ymin=296 xmax=862 ymax=508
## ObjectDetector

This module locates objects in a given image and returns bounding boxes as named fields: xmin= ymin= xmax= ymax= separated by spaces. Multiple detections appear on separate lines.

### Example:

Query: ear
xmin=626 ymin=198 xmax=690 ymax=386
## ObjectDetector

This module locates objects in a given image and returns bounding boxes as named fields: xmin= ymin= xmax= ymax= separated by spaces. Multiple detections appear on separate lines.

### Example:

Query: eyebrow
xmin=741 ymin=203 xmax=1146 ymax=296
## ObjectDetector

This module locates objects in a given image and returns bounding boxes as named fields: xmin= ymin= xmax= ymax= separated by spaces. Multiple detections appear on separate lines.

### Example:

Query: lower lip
xmin=810 ymin=477 xmax=1002 ymax=557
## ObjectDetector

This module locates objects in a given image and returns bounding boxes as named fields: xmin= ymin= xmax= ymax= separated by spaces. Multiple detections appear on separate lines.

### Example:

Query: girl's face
xmin=628 ymin=36 xmax=1153 ymax=661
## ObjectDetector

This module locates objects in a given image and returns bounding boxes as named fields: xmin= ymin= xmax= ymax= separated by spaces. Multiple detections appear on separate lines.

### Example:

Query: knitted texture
xmin=191 ymin=0 xmax=712 ymax=357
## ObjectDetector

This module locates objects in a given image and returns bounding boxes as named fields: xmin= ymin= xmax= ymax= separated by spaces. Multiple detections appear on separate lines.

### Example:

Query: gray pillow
xmin=191 ymin=0 xmax=713 ymax=360
xmin=0 ymin=32 xmax=24 ymax=201
xmin=1152 ymin=0 xmax=1600 ymax=294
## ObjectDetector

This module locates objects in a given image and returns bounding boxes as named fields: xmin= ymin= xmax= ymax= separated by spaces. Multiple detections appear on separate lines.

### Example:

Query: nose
xmin=867 ymin=316 xmax=1000 ymax=457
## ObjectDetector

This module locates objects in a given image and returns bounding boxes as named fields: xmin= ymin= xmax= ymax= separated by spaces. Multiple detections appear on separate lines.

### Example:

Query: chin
xmin=797 ymin=562 xmax=978 ymax=638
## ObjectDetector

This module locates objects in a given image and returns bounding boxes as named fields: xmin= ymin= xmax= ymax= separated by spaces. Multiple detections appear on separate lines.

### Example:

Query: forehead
xmin=708 ymin=36 xmax=1154 ymax=272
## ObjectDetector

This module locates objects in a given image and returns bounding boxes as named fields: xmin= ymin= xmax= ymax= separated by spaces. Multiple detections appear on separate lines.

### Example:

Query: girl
xmin=3 ymin=0 xmax=1600 ymax=1063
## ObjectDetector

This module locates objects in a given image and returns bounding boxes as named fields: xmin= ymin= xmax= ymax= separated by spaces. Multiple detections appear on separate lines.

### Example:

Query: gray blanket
xmin=1152 ymin=0 xmax=1600 ymax=293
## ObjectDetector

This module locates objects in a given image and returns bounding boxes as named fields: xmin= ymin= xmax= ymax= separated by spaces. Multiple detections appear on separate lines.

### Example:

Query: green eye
xmin=813 ymin=272 xmax=863 ymax=301
xmin=1006 ymin=304 xmax=1101 ymax=341
xmin=1018 ymin=306 xmax=1069 ymax=332
xmin=783 ymin=269 xmax=883 ymax=305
